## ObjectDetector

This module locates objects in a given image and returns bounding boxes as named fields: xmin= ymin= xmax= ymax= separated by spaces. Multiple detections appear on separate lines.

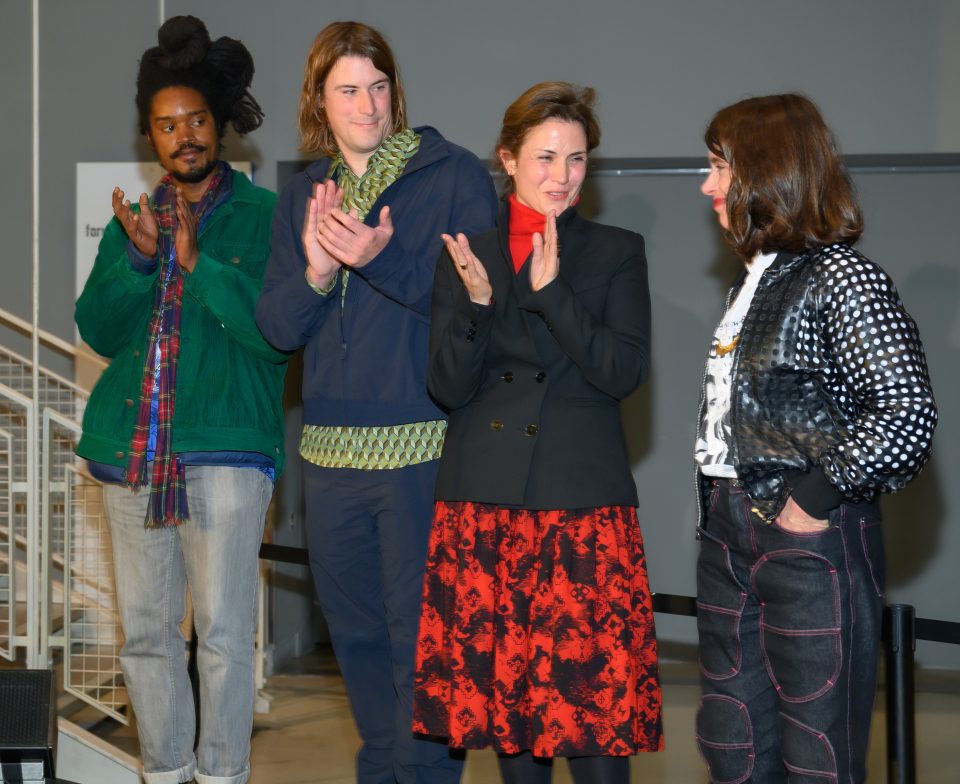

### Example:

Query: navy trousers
xmin=304 ymin=460 xmax=463 ymax=784
xmin=696 ymin=478 xmax=885 ymax=784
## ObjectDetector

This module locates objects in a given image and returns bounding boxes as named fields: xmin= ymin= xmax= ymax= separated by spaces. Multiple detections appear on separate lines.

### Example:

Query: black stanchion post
xmin=885 ymin=603 xmax=916 ymax=784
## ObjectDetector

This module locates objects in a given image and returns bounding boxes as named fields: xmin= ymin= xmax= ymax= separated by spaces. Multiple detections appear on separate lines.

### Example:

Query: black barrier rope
xmin=259 ymin=543 xmax=960 ymax=784
xmin=915 ymin=616 xmax=960 ymax=646
xmin=259 ymin=542 xmax=310 ymax=565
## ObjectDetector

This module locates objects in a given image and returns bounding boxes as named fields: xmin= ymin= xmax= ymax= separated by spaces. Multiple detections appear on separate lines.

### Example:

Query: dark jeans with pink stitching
xmin=695 ymin=478 xmax=885 ymax=784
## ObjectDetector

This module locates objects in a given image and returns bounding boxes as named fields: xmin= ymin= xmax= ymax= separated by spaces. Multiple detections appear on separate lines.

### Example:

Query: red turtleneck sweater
xmin=507 ymin=193 xmax=545 ymax=274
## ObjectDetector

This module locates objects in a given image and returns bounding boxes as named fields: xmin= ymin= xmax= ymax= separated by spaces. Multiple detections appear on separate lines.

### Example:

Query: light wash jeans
xmin=103 ymin=465 xmax=272 ymax=784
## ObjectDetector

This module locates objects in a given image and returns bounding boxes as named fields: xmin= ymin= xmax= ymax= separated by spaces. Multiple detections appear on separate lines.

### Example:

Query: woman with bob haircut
xmin=694 ymin=93 xmax=937 ymax=783
xmin=412 ymin=81 xmax=663 ymax=784
xmin=256 ymin=20 xmax=497 ymax=784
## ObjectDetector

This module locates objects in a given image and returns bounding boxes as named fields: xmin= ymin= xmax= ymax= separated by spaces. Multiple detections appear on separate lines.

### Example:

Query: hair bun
xmin=157 ymin=15 xmax=211 ymax=70
xmin=207 ymin=37 xmax=255 ymax=89
xmin=135 ymin=16 xmax=263 ymax=136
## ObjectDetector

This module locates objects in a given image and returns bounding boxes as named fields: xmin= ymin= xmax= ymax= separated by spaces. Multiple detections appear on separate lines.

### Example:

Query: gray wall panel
xmin=584 ymin=164 xmax=959 ymax=667
xmin=1 ymin=1 xmax=34 ymax=360
xmin=6 ymin=0 xmax=958 ymax=668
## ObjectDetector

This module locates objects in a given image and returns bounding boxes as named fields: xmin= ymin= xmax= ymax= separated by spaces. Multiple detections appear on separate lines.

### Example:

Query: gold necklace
xmin=714 ymin=335 xmax=740 ymax=357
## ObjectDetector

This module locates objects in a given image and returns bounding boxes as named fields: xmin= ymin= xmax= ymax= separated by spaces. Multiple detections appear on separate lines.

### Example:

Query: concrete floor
xmin=41 ymin=644 xmax=959 ymax=782
xmin=244 ymin=650 xmax=960 ymax=783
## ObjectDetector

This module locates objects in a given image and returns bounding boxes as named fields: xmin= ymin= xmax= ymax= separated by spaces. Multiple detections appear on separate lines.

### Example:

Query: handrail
xmin=0 ymin=344 xmax=91 ymax=399
xmin=0 ymin=306 xmax=107 ymax=372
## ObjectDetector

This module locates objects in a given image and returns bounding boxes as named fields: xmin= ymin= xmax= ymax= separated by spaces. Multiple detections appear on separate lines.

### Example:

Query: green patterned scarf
xmin=328 ymin=128 xmax=420 ymax=302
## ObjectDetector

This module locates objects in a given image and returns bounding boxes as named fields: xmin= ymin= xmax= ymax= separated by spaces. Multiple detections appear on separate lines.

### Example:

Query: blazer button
xmin=133 ymin=349 xmax=140 ymax=358
xmin=114 ymin=450 xmax=125 ymax=459
xmin=502 ymin=371 xmax=513 ymax=383
xmin=490 ymin=419 xmax=504 ymax=431
xmin=535 ymin=371 xmax=546 ymax=383
xmin=125 ymin=398 xmax=134 ymax=407
xmin=525 ymin=424 xmax=539 ymax=436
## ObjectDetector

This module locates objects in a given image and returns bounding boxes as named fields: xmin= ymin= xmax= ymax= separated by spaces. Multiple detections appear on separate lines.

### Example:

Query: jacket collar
xmin=226 ymin=167 xmax=260 ymax=203
xmin=195 ymin=166 xmax=254 ymax=236
xmin=770 ymin=249 xmax=804 ymax=271
xmin=732 ymin=248 xmax=805 ymax=290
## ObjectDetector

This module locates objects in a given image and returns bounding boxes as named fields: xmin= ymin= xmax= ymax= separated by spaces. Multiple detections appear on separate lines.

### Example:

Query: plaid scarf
xmin=125 ymin=161 xmax=232 ymax=527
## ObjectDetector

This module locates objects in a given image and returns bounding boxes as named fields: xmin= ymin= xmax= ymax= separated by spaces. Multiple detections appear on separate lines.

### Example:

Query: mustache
xmin=171 ymin=143 xmax=207 ymax=159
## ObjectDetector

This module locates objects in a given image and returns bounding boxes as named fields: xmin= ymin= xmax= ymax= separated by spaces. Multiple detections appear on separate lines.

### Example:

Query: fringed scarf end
xmin=144 ymin=511 xmax=189 ymax=529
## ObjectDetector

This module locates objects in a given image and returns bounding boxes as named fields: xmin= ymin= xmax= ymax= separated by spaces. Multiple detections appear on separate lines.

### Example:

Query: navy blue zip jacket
xmin=256 ymin=127 xmax=497 ymax=427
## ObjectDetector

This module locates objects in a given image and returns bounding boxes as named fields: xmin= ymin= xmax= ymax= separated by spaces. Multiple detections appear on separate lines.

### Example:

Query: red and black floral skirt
xmin=412 ymin=501 xmax=663 ymax=757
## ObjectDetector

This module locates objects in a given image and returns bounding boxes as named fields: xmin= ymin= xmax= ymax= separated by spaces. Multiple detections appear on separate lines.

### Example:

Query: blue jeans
xmin=304 ymin=461 xmax=464 ymax=784
xmin=695 ymin=479 xmax=885 ymax=784
xmin=103 ymin=465 xmax=272 ymax=784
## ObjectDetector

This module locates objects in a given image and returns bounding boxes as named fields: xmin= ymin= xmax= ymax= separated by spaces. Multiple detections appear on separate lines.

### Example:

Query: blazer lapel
xmin=491 ymin=201 xmax=543 ymax=366
xmin=554 ymin=207 xmax=587 ymax=284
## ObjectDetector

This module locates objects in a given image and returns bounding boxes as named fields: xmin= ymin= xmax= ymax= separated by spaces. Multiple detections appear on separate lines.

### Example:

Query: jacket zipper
xmin=732 ymin=266 xmax=782 ymax=524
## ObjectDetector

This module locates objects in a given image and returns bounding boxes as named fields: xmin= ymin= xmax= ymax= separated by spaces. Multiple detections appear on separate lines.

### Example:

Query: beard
xmin=170 ymin=157 xmax=218 ymax=184
xmin=168 ymin=141 xmax=219 ymax=184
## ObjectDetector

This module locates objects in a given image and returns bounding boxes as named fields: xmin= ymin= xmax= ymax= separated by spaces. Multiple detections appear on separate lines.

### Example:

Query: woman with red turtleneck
xmin=412 ymin=82 xmax=662 ymax=784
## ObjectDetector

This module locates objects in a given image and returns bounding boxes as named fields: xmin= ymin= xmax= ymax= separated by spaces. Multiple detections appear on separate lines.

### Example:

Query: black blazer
xmin=429 ymin=202 xmax=651 ymax=509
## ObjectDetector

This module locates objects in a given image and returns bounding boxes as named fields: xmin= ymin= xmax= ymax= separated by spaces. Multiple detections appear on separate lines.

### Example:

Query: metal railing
xmin=49 ymin=411 xmax=128 ymax=724
xmin=0 ymin=335 xmax=129 ymax=723
xmin=1 ymin=307 xmax=274 ymax=732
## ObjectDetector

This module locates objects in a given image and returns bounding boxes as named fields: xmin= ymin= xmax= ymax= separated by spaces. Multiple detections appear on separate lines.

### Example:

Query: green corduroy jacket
xmin=75 ymin=169 xmax=289 ymax=474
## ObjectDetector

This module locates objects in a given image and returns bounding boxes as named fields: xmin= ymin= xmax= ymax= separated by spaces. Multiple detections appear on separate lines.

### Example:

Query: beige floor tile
xmin=247 ymin=653 xmax=960 ymax=783
xmin=42 ymin=648 xmax=957 ymax=782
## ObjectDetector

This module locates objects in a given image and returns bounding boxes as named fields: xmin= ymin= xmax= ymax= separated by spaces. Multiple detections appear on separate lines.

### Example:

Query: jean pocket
xmin=696 ymin=527 xmax=747 ymax=680
xmin=696 ymin=694 xmax=754 ymax=784
xmin=754 ymin=549 xmax=842 ymax=702
xmin=781 ymin=713 xmax=839 ymax=781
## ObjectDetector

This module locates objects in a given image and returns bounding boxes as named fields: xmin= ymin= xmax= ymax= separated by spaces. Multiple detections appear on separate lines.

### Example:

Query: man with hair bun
xmin=76 ymin=15 xmax=286 ymax=784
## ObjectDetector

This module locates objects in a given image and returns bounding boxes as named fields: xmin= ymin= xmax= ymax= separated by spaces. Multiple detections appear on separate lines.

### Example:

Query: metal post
xmin=884 ymin=603 xmax=916 ymax=784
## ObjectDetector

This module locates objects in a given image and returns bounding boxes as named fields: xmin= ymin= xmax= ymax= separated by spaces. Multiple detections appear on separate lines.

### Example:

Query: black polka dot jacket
xmin=699 ymin=243 xmax=937 ymax=523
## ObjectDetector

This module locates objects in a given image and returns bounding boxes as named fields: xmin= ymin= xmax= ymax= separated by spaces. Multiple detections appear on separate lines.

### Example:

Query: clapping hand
xmin=442 ymin=233 xmax=492 ymax=306
xmin=318 ymin=204 xmax=394 ymax=269
xmin=174 ymin=189 xmax=199 ymax=273
xmin=113 ymin=187 xmax=158 ymax=258
xmin=530 ymin=210 xmax=559 ymax=292
xmin=302 ymin=180 xmax=344 ymax=289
